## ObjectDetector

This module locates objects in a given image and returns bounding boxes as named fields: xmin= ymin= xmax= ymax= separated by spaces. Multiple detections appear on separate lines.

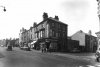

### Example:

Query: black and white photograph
xmin=0 ymin=0 xmax=99 ymax=67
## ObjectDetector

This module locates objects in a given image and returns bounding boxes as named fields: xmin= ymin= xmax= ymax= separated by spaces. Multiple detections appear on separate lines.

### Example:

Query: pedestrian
xmin=46 ymin=47 xmax=47 ymax=53
xmin=41 ymin=44 xmax=44 ymax=53
xmin=49 ymin=44 xmax=52 ymax=53
xmin=42 ymin=48 xmax=44 ymax=53
xmin=44 ymin=45 xmax=47 ymax=53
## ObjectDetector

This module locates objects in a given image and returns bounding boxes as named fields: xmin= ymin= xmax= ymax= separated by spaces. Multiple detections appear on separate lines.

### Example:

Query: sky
xmin=0 ymin=0 xmax=99 ymax=39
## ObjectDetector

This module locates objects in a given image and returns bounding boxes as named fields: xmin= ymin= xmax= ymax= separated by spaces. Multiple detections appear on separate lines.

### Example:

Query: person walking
xmin=49 ymin=43 xmax=52 ymax=53
xmin=44 ymin=45 xmax=47 ymax=53
xmin=41 ymin=44 xmax=45 ymax=53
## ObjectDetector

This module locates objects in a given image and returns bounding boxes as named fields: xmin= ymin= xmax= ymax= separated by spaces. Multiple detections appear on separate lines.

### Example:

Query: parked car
xmin=23 ymin=45 xmax=30 ymax=51
xmin=7 ymin=42 xmax=12 ymax=51
xmin=7 ymin=45 xmax=12 ymax=51
xmin=71 ymin=48 xmax=80 ymax=53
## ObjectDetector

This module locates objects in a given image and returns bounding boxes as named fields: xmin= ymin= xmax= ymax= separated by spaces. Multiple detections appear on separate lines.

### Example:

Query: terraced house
xmin=19 ymin=12 xmax=68 ymax=51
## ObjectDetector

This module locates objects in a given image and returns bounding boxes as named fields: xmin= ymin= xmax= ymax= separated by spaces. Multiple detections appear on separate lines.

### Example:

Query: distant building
xmin=0 ymin=39 xmax=6 ymax=46
xmin=14 ymin=38 xmax=19 ymax=47
xmin=71 ymin=30 xmax=97 ymax=52
xmin=19 ymin=28 xmax=28 ymax=46
xmin=19 ymin=27 xmax=24 ymax=45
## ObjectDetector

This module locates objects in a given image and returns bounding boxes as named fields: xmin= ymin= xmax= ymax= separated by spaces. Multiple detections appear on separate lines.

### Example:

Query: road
xmin=0 ymin=47 xmax=98 ymax=67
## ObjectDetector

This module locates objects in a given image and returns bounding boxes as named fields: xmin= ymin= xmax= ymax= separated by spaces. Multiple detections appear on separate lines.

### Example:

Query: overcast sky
xmin=0 ymin=0 xmax=99 ymax=39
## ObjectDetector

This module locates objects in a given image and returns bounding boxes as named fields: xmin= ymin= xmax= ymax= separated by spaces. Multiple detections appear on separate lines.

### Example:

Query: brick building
xmin=19 ymin=12 xmax=68 ymax=51
xmin=67 ymin=37 xmax=79 ymax=52
xmin=34 ymin=13 xmax=68 ymax=51
xmin=71 ymin=30 xmax=97 ymax=52
xmin=19 ymin=28 xmax=29 ymax=47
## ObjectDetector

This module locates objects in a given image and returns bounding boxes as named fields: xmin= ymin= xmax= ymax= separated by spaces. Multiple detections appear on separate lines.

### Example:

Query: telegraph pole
xmin=96 ymin=0 xmax=100 ymax=50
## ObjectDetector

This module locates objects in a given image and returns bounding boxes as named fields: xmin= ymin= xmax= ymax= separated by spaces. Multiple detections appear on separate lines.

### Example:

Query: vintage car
xmin=20 ymin=44 xmax=30 ymax=51
xmin=23 ymin=45 xmax=30 ymax=51
xmin=7 ymin=45 xmax=12 ymax=51
xmin=7 ymin=42 xmax=12 ymax=51
xmin=6 ymin=41 xmax=13 ymax=51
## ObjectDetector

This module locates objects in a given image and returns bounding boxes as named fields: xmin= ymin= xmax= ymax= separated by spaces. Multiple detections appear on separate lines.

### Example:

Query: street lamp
xmin=0 ymin=6 xmax=6 ymax=12
xmin=96 ymin=0 xmax=100 ymax=50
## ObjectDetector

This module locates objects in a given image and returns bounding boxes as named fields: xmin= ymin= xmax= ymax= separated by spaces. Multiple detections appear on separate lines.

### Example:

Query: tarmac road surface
xmin=0 ymin=47 xmax=98 ymax=67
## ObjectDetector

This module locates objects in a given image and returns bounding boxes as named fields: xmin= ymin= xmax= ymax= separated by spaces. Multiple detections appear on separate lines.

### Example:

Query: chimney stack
xmin=43 ymin=12 xmax=48 ymax=20
xmin=55 ymin=15 xmax=59 ymax=20
xmin=33 ymin=22 xmax=37 ymax=27
xmin=88 ymin=30 xmax=92 ymax=35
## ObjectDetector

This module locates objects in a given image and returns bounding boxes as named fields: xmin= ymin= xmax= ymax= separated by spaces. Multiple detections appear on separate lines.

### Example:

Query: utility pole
xmin=96 ymin=0 xmax=100 ymax=50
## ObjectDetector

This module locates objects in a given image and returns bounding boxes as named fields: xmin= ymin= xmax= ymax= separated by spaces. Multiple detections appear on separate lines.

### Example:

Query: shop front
xmin=35 ymin=38 xmax=58 ymax=52
xmin=44 ymin=38 xmax=58 ymax=52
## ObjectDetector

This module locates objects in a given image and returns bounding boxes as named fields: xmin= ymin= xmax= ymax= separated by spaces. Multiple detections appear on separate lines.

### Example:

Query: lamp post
xmin=0 ymin=6 xmax=6 ymax=12
xmin=96 ymin=0 xmax=100 ymax=50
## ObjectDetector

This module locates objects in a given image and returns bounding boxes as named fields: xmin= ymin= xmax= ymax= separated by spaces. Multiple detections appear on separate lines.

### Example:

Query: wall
xmin=71 ymin=31 xmax=85 ymax=46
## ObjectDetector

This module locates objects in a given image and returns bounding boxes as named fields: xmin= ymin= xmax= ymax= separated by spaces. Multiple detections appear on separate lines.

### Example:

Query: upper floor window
xmin=52 ymin=23 xmax=55 ymax=27
xmin=40 ymin=31 xmax=42 ymax=38
xmin=58 ymin=24 xmax=60 ymax=28
xmin=42 ymin=24 xmax=45 ymax=28
xmin=58 ymin=33 xmax=60 ymax=37
xmin=31 ymin=29 xmax=32 ymax=32
xmin=50 ymin=29 xmax=52 ymax=36
xmin=31 ymin=34 xmax=32 ymax=39
xmin=42 ymin=30 xmax=45 ymax=38
xmin=52 ymin=30 xmax=55 ymax=37
xmin=63 ymin=32 xmax=66 ymax=37
xmin=56 ymin=32 xmax=58 ymax=37
xmin=63 ymin=26 xmax=66 ymax=31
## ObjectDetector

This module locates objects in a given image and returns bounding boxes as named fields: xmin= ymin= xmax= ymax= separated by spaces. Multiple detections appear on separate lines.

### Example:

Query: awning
xmin=31 ymin=41 xmax=36 ymax=44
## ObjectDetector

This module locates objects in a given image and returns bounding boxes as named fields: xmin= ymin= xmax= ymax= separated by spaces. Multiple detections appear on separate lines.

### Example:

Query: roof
xmin=35 ymin=17 xmax=68 ymax=27
xmin=71 ymin=30 xmax=97 ymax=38
xmin=48 ymin=17 xmax=68 ymax=26
xmin=95 ymin=31 xmax=100 ymax=34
